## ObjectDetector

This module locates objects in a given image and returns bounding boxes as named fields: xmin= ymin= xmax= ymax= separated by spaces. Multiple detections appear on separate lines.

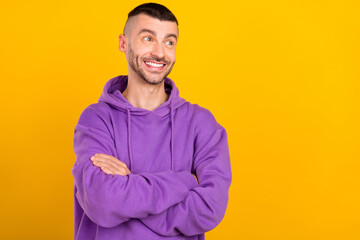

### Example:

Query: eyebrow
xmin=138 ymin=28 xmax=178 ymax=41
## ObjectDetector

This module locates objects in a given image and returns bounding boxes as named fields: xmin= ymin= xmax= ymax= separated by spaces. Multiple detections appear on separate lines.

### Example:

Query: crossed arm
xmin=72 ymin=105 xmax=231 ymax=236
xmin=91 ymin=153 xmax=198 ymax=184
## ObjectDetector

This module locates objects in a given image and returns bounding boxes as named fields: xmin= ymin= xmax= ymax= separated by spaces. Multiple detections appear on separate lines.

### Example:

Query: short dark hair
xmin=127 ymin=3 xmax=178 ymax=25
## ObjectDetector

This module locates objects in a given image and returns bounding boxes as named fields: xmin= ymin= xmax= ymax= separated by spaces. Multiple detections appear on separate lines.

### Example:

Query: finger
xmin=94 ymin=161 xmax=120 ymax=176
xmin=92 ymin=154 xmax=128 ymax=168
xmin=100 ymin=166 xmax=115 ymax=176
xmin=91 ymin=155 xmax=122 ymax=169
xmin=93 ymin=160 xmax=128 ymax=176
xmin=95 ymin=154 xmax=126 ymax=167
xmin=93 ymin=160 xmax=118 ymax=172
xmin=94 ymin=153 xmax=120 ymax=161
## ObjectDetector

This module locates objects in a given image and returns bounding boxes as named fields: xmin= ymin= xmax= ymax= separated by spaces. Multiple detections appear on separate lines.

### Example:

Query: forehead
xmin=126 ymin=14 xmax=179 ymax=38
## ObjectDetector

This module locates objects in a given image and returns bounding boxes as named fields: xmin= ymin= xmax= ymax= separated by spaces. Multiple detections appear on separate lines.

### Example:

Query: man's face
xmin=120 ymin=14 xmax=178 ymax=85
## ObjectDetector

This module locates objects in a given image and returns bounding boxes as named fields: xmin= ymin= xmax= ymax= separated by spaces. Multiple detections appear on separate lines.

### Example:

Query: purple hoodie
xmin=72 ymin=75 xmax=232 ymax=240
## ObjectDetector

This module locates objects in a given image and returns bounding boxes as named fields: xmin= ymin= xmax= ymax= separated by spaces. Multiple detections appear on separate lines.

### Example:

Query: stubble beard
xmin=127 ymin=44 xmax=175 ymax=85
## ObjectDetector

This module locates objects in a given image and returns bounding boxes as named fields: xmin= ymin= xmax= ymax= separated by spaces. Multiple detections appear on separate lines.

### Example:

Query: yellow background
xmin=1 ymin=0 xmax=359 ymax=239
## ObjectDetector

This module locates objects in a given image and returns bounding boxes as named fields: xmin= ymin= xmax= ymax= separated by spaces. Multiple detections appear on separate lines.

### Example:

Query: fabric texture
xmin=72 ymin=75 xmax=232 ymax=240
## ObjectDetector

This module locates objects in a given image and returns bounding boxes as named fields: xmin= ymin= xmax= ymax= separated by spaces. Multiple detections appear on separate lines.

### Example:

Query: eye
xmin=165 ymin=40 xmax=175 ymax=46
xmin=143 ymin=36 xmax=152 ymax=41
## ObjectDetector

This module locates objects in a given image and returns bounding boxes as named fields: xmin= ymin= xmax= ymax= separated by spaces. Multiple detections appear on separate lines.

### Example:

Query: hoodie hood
xmin=99 ymin=75 xmax=186 ymax=116
xmin=98 ymin=75 xmax=187 ymax=171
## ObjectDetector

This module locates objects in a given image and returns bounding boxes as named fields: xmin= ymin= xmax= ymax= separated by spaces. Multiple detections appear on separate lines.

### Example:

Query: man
xmin=72 ymin=3 xmax=232 ymax=240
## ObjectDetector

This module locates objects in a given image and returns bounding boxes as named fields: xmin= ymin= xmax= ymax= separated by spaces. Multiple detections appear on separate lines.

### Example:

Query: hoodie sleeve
xmin=139 ymin=107 xmax=232 ymax=236
xmin=72 ymin=104 xmax=198 ymax=228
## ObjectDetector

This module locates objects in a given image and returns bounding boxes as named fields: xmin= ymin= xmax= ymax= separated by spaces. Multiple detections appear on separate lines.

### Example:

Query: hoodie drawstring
xmin=127 ymin=108 xmax=133 ymax=171
xmin=170 ymin=101 xmax=174 ymax=170
xmin=126 ymin=103 xmax=175 ymax=172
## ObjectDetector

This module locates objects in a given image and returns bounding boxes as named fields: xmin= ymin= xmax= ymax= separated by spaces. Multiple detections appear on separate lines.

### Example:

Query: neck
xmin=122 ymin=74 xmax=169 ymax=111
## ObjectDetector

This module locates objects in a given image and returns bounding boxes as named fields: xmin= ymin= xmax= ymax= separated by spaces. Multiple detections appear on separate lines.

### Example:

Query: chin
xmin=140 ymin=71 xmax=170 ymax=85
xmin=143 ymin=76 xmax=166 ymax=85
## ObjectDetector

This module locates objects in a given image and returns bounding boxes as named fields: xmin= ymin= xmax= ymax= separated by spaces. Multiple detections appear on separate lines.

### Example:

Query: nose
xmin=150 ymin=42 xmax=165 ymax=59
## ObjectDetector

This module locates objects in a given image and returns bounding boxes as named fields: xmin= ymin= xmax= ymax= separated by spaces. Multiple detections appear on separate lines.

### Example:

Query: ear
xmin=118 ymin=34 xmax=127 ymax=53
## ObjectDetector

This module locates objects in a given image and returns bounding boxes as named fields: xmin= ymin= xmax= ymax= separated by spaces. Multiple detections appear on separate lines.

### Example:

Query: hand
xmin=192 ymin=173 xmax=198 ymax=184
xmin=90 ymin=153 xmax=131 ymax=176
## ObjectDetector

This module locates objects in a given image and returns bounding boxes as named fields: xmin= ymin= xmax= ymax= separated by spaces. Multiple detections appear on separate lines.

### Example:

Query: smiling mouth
xmin=144 ymin=61 xmax=166 ymax=70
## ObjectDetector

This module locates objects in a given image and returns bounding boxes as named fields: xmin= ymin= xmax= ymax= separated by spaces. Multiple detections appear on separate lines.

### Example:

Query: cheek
xmin=167 ymin=49 xmax=176 ymax=62
xmin=131 ymin=43 xmax=152 ymax=57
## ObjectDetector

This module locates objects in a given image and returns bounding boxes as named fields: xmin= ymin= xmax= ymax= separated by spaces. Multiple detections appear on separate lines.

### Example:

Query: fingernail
xmin=91 ymin=156 xmax=95 ymax=160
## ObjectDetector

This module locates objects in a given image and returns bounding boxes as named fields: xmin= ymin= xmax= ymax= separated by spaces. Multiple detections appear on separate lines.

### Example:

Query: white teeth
xmin=145 ymin=61 xmax=164 ymax=67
